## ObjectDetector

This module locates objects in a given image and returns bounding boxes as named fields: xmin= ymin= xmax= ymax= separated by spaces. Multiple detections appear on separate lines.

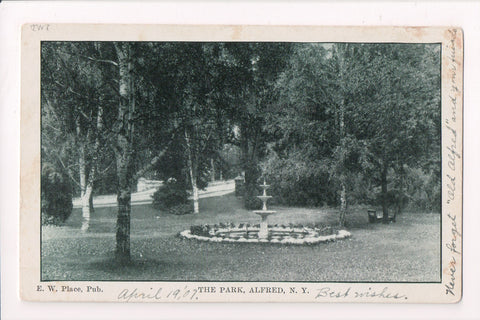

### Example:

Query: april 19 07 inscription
xmin=114 ymin=285 xmax=407 ymax=302
xmin=117 ymin=286 xmax=303 ymax=302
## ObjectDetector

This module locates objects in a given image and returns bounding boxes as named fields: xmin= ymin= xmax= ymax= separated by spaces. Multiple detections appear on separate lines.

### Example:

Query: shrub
xmin=41 ymin=163 xmax=73 ymax=225
xmin=152 ymin=178 xmax=189 ymax=211
xmin=392 ymin=167 xmax=441 ymax=213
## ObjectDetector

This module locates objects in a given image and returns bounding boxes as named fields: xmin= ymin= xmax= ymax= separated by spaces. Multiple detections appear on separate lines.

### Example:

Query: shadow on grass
xmin=81 ymin=254 xmax=187 ymax=279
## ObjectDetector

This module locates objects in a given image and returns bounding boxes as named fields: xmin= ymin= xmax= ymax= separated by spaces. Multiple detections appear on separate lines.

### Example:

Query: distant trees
xmin=262 ymin=44 xmax=338 ymax=208
xmin=264 ymin=43 xmax=364 ymax=225
xmin=219 ymin=43 xmax=294 ymax=209
xmin=262 ymin=43 xmax=440 ymax=224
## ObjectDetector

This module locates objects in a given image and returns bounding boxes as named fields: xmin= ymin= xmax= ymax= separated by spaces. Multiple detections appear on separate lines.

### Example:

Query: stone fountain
xmin=253 ymin=179 xmax=276 ymax=239
xmin=181 ymin=178 xmax=352 ymax=244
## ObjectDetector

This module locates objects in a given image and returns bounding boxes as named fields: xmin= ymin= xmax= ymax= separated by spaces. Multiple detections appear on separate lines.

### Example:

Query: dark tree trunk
xmin=115 ymin=169 xmax=131 ymax=264
xmin=392 ymin=164 xmax=406 ymax=223
xmin=240 ymin=123 xmax=261 ymax=209
xmin=244 ymin=167 xmax=261 ymax=209
xmin=338 ymin=102 xmax=347 ymax=227
xmin=115 ymin=134 xmax=134 ymax=263
xmin=381 ymin=163 xmax=389 ymax=224
xmin=89 ymin=188 xmax=94 ymax=213
xmin=113 ymin=42 xmax=135 ymax=264
xmin=337 ymin=45 xmax=348 ymax=228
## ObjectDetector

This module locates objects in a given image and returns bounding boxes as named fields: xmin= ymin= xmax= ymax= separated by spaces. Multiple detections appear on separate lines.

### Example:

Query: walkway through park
xmin=72 ymin=179 xmax=235 ymax=208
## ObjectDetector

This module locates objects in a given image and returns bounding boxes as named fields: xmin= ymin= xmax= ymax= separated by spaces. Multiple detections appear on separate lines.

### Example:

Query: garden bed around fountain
xmin=180 ymin=223 xmax=351 ymax=245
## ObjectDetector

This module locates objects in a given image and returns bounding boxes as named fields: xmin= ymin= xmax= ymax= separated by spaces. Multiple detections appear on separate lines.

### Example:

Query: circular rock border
xmin=180 ymin=224 xmax=351 ymax=245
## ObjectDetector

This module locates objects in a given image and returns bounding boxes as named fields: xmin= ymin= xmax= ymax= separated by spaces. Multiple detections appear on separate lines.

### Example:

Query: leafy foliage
xmin=41 ymin=42 xmax=117 ymax=198
xmin=217 ymin=43 xmax=295 ymax=208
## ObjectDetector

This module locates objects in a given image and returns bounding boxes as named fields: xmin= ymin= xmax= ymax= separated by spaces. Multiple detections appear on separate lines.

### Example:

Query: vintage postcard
xmin=20 ymin=24 xmax=462 ymax=303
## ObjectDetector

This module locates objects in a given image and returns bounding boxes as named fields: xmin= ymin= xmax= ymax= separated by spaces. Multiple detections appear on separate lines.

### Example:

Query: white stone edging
xmin=179 ymin=228 xmax=351 ymax=245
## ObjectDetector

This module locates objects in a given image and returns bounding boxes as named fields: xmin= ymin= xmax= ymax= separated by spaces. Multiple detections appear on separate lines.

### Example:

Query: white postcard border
xmin=19 ymin=24 xmax=462 ymax=304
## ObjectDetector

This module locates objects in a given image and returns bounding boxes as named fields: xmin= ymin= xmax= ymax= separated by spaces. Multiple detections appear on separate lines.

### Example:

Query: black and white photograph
xmin=18 ymin=24 xmax=462 ymax=303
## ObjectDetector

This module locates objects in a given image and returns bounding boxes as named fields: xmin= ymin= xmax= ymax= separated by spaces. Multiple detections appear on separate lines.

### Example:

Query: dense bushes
xmin=403 ymin=167 xmax=441 ymax=213
xmin=262 ymin=152 xmax=337 ymax=207
xmin=261 ymin=151 xmax=441 ymax=213
xmin=41 ymin=163 xmax=73 ymax=225
xmin=152 ymin=178 xmax=192 ymax=215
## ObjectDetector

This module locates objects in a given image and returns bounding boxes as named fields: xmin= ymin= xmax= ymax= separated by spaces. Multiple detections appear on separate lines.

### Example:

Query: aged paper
xmin=20 ymin=24 xmax=462 ymax=303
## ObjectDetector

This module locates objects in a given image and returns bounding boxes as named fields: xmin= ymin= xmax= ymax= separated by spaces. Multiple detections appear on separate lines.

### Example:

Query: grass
xmin=41 ymin=193 xmax=441 ymax=282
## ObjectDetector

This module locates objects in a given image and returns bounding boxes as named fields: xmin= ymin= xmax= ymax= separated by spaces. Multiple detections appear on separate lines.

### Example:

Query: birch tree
xmin=41 ymin=42 xmax=116 ymax=230
xmin=42 ymin=42 xmax=171 ymax=261
xmin=171 ymin=43 xmax=227 ymax=214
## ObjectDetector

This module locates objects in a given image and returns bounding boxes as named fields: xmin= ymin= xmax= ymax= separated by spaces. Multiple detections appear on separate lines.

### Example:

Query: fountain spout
xmin=253 ymin=179 xmax=276 ymax=239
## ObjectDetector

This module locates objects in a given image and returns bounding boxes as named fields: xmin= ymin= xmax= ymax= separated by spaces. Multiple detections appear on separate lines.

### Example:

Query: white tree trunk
xmin=78 ymin=146 xmax=90 ymax=231
xmin=79 ymin=161 xmax=96 ymax=231
xmin=185 ymin=129 xmax=199 ymax=214
xmin=81 ymin=184 xmax=93 ymax=231
xmin=211 ymin=158 xmax=215 ymax=182
xmin=191 ymin=175 xmax=199 ymax=214
xmin=78 ymin=101 xmax=103 ymax=232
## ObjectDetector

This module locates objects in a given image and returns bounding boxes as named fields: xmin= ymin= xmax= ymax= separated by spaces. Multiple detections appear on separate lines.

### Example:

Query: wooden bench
xmin=368 ymin=210 xmax=381 ymax=223
xmin=368 ymin=209 xmax=396 ymax=223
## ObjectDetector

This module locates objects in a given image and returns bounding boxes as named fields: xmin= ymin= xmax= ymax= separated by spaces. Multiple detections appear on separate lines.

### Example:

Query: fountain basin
xmin=253 ymin=210 xmax=276 ymax=217
xmin=257 ymin=195 xmax=272 ymax=201
xmin=180 ymin=179 xmax=352 ymax=245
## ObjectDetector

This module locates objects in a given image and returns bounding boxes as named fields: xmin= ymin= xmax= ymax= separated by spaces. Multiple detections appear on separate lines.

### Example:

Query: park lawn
xmin=41 ymin=193 xmax=441 ymax=282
